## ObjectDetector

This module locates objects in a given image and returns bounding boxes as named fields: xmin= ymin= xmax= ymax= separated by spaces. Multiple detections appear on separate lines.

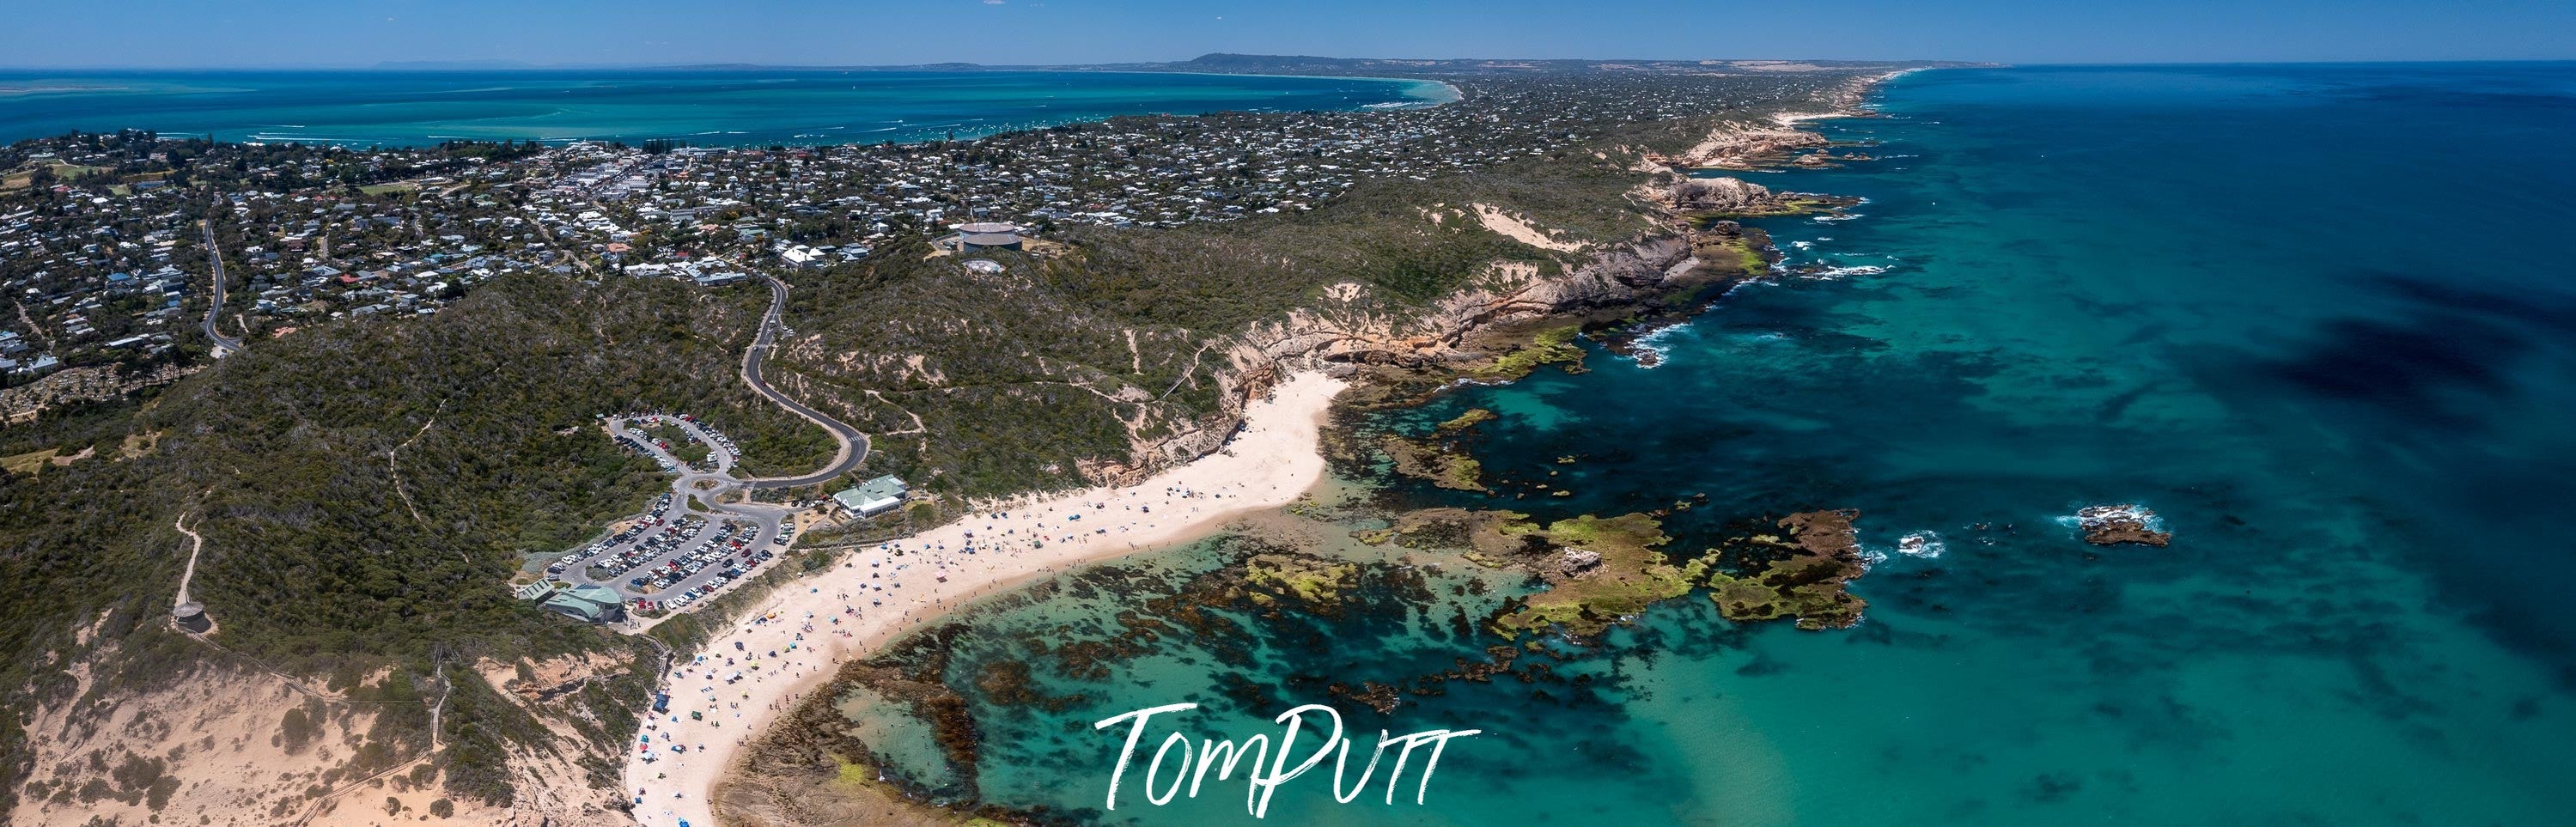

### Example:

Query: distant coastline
xmin=1163 ymin=70 xmax=1465 ymax=106
xmin=0 ymin=68 xmax=1452 ymax=149
xmin=0 ymin=84 xmax=131 ymax=97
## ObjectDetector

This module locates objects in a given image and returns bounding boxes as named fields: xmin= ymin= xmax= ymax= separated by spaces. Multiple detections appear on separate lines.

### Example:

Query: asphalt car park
xmin=544 ymin=414 xmax=801 ymax=617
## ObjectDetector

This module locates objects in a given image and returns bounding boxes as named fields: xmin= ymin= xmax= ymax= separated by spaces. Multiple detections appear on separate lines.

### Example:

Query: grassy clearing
xmin=0 ymin=449 xmax=58 ymax=476
xmin=118 ymin=432 xmax=160 ymax=459
xmin=0 ymin=163 xmax=110 ymax=191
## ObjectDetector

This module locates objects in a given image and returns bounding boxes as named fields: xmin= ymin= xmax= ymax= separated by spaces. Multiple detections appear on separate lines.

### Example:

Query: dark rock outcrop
xmin=2077 ymin=505 xmax=2171 ymax=546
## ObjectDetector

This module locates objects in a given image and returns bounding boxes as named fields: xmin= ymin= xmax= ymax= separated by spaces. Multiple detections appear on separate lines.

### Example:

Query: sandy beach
xmin=622 ymin=372 xmax=1346 ymax=827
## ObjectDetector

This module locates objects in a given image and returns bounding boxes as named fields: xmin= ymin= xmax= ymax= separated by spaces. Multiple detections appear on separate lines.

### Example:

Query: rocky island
xmin=1702 ymin=508 xmax=1872 ymax=629
xmin=1361 ymin=506 xmax=1875 ymax=637
xmin=2077 ymin=504 xmax=2173 ymax=546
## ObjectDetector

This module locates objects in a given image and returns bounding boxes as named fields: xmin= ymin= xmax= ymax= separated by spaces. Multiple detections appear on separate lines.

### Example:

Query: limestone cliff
xmin=1075 ymin=231 xmax=1725 ymax=486
xmin=1651 ymin=125 xmax=1831 ymax=170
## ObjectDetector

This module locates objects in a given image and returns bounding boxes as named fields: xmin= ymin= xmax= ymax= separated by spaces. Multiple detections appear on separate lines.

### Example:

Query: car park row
xmin=533 ymin=411 xmax=802 ymax=622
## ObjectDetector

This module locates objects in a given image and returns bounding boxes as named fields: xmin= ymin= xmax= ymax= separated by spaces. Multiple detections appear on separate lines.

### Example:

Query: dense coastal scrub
xmin=0 ymin=272 xmax=835 ymax=814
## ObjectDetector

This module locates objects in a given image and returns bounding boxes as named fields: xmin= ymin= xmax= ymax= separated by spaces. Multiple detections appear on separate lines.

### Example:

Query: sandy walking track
xmin=624 ymin=372 xmax=1346 ymax=827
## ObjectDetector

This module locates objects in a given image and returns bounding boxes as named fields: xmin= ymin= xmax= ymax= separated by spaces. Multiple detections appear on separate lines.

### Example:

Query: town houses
xmin=0 ymin=68 xmax=1852 ymax=405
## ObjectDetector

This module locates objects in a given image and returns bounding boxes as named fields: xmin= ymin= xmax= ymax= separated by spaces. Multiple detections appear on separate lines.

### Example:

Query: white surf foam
xmin=1801 ymin=265 xmax=1890 ymax=280
xmin=1624 ymin=324 xmax=1690 ymax=368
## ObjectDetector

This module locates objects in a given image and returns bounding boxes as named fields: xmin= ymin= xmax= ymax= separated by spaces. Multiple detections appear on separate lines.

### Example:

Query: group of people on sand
xmin=628 ymin=479 xmax=1269 ymax=825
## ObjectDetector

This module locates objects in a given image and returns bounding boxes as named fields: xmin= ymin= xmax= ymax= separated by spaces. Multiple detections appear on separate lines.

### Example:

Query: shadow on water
xmin=2191 ymin=271 xmax=2576 ymax=683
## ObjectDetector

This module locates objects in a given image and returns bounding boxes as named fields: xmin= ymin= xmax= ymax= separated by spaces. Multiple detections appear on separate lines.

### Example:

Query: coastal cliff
xmin=1651 ymin=125 xmax=1833 ymax=169
xmin=1095 ymin=123 xmax=1867 ymax=484
xmin=1080 ymin=233 xmax=1710 ymax=483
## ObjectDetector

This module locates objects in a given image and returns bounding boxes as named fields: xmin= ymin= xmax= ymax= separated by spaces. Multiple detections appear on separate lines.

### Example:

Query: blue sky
xmin=5 ymin=0 xmax=2572 ymax=68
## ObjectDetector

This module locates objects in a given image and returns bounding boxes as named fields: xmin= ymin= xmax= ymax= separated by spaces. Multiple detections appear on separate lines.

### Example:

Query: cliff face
xmin=1248 ymin=235 xmax=1694 ymax=368
xmin=1653 ymin=126 xmax=1831 ymax=169
xmin=1659 ymin=176 xmax=1792 ymax=213
xmin=1082 ymin=233 xmax=1705 ymax=484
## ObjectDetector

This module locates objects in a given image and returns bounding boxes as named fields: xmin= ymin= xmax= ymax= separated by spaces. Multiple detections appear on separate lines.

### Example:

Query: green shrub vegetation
xmin=0 ymin=272 xmax=815 ymax=806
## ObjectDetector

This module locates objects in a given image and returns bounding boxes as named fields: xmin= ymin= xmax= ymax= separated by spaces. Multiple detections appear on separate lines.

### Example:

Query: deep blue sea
xmin=0 ymin=70 xmax=1452 ymax=147
xmin=830 ymin=63 xmax=2576 ymax=825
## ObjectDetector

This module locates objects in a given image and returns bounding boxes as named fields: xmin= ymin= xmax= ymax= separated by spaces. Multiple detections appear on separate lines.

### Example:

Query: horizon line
xmin=6 ymin=57 xmax=2573 ymax=73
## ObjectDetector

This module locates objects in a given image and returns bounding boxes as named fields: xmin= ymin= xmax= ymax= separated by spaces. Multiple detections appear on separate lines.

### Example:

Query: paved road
xmin=543 ymin=276 xmax=866 ymax=611
xmin=555 ymin=417 xmax=795 ymax=605
xmin=739 ymin=275 xmax=870 ymax=489
xmin=526 ymin=158 xmax=647 ymax=277
xmin=199 ymin=218 xmax=246 ymax=356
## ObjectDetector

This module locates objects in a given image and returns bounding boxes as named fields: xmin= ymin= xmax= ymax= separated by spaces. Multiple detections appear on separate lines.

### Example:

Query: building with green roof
xmin=539 ymin=584 xmax=627 ymax=623
xmin=831 ymin=475 xmax=910 ymax=519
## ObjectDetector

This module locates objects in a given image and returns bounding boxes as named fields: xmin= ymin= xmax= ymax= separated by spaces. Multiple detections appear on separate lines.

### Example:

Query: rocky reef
xmin=1483 ymin=512 xmax=1699 ymax=637
xmin=1470 ymin=325 xmax=1588 ymax=381
xmin=1691 ymin=220 xmax=1772 ymax=272
xmin=1382 ymin=509 xmax=1696 ymax=638
xmin=1240 ymin=551 xmax=1364 ymax=607
xmin=712 ymin=624 xmax=996 ymax=826
xmin=1378 ymin=407 xmax=1501 ymax=491
xmin=1793 ymin=149 xmax=1875 ymax=167
xmin=752 ymin=504 xmax=1879 ymax=822
xmin=2076 ymin=504 xmax=2171 ymax=546
xmin=1436 ymin=407 xmax=1498 ymax=432
xmin=1701 ymin=509 xmax=1873 ymax=630
xmin=1372 ymin=506 xmax=1873 ymax=638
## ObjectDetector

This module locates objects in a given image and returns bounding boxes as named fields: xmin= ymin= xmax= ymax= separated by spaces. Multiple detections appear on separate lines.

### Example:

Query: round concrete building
xmin=955 ymin=222 xmax=1023 ymax=252
xmin=173 ymin=601 xmax=211 ymax=634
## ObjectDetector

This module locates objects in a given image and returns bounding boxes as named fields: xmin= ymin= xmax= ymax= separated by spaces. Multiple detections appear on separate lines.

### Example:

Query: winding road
xmin=199 ymin=218 xmax=245 ymax=356
xmin=738 ymin=275 xmax=869 ymax=489
xmin=545 ymin=275 xmax=872 ymax=609
xmin=522 ymin=273 xmax=875 ymax=616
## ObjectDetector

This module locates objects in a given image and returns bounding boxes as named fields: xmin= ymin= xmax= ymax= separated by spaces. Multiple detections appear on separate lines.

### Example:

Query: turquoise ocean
xmin=0 ymin=69 xmax=1452 ymax=147
xmin=841 ymin=64 xmax=2576 ymax=824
